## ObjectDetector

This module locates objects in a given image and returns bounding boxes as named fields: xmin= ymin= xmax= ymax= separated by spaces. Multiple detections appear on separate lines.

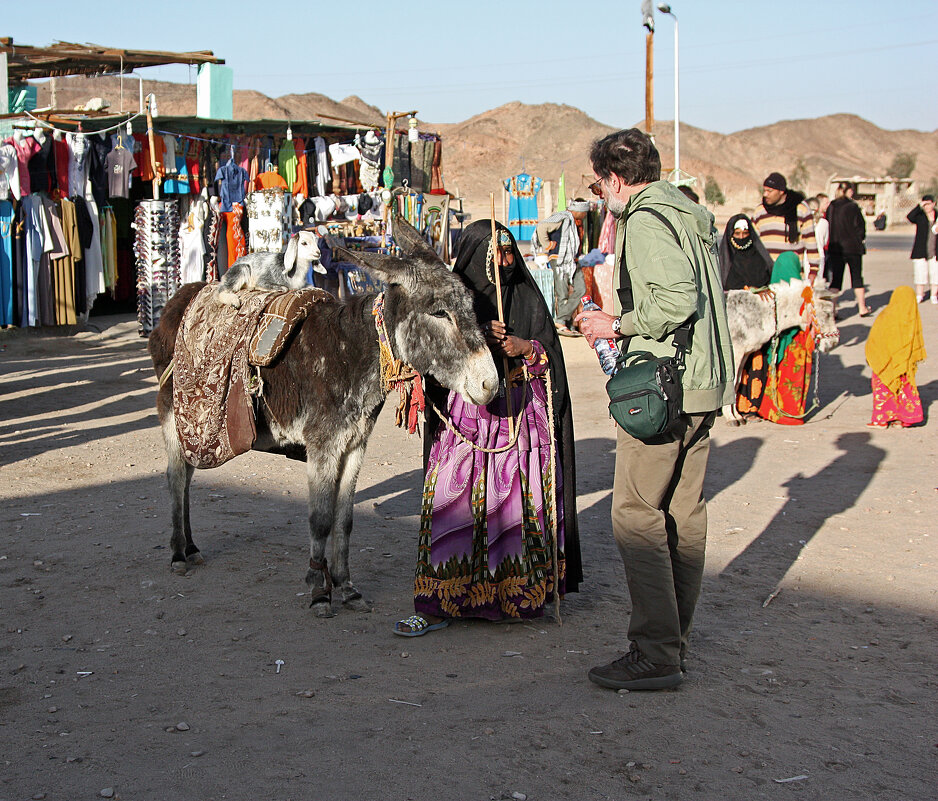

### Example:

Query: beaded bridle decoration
xmin=372 ymin=292 xmax=425 ymax=434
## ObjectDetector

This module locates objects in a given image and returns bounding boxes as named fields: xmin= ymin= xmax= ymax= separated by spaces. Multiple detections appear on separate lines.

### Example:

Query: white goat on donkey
xmin=723 ymin=279 xmax=839 ymax=421
xmin=216 ymin=229 xmax=325 ymax=308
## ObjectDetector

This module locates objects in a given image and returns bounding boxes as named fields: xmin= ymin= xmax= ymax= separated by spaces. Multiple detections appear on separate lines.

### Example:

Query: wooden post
xmin=382 ymin=110 xmax=418 ymax=229
xmin=0 ymin=52 xmax=8 ymax=139
xmin=490 ymin=194 xmax=515 ymax=440
xmin=385 ymin=112 xmax=394 ymax=170
xmin=145 ymin=95 xmax=160 ymax=199
xmin=645 ymin=29 xmax=654 ymax=135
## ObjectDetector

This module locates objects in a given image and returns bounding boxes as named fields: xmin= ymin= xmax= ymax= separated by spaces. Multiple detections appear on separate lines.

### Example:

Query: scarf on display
xmin=762 ymin=190 xmax=806 ymax=243
xmin=865 ymin=285 xmax=927 ymax=394
xmin=536 ymin=210 xmax=580 ymax=281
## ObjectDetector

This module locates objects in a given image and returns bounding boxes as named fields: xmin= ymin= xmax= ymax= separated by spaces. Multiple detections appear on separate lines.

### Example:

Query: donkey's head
xmin=811 ymin=289 xmax=840 ymax=353
xmin=338 ymin=218 xmax=498 ymax=406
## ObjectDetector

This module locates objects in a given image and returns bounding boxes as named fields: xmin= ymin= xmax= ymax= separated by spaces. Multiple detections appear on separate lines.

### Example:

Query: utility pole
xmin=658 ymin=4 xmax=679 ymax=178
xmin=642 ymin=0 xmax=655 ymax=136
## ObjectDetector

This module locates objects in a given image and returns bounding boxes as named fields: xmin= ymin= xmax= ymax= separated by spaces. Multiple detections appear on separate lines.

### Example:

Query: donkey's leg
xmin=305 ymin=455 xmax=339 ymax=618
xmin=331 ymin=441 xmax=371 ymax=611
xmin=163 ymin=411 xmax=198 ymax=574
xmin=723 ymin=350 xmax=749 ymax=424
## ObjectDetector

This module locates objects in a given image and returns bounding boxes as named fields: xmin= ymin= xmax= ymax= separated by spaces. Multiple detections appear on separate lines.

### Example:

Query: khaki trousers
xmin=611 ymin=412 xmax=715 ymax=666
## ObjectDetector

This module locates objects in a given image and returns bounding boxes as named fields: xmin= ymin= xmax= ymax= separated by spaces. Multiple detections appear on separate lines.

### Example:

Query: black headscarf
xmin=719 ymin=213 xmax=774 ymax=290
xmin=761 ymin=189 xmax=807 ymax=243
xmin=425 ymin=219 xmax=582 ymax=591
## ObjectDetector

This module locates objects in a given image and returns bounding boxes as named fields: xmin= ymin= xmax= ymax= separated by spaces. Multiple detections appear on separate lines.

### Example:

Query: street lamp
xmin=657 ymin=3 xmax=680 ymax=180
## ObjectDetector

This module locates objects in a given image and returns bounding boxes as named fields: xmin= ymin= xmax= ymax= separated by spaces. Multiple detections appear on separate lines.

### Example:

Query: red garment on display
xmin=53 ymin=137 xmax=70 ymax=194
xmin=222 ymin=205 xmax=246 ymax=269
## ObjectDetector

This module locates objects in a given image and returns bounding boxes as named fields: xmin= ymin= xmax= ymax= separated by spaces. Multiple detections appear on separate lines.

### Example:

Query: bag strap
xmin=618 ymin=205 xmax=727 ymax=381
xmin=618 ymin=206 xmax=693 ymax=361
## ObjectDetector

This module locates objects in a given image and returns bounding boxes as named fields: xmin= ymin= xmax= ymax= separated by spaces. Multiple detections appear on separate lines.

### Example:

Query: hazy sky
xmin=6 ymin=0 xmax=937 ymax=133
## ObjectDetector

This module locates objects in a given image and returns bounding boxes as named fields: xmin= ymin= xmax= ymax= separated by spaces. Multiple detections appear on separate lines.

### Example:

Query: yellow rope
xmin=158 ymin=361 xmax=174 ymax=389
xmin=544 ymin=368 xmax=561 ymax=625
xmin=425 ymin=368 xmax=529 ymax=454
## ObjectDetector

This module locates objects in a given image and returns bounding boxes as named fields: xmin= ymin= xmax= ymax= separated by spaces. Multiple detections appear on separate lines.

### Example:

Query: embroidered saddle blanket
xmin=172 ymin=285 xmax=331 ymax=468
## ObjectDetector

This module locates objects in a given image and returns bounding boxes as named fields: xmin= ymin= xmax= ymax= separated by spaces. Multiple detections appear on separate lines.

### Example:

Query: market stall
xmin=0 ymin=40 xmax=455 ymax=334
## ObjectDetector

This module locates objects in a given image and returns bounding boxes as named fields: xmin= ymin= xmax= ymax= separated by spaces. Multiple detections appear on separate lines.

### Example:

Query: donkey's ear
xmin=333 ymin=247 xmax=418 ymax=289
xmin=391 ymin=212 xmax=444 ymax=264
xmin=283 ymin=235 xmax=299 ymax=277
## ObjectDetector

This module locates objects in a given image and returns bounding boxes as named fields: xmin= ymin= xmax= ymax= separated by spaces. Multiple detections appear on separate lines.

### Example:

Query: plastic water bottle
xmin=580 ymin=295 xmax=619 ymax=375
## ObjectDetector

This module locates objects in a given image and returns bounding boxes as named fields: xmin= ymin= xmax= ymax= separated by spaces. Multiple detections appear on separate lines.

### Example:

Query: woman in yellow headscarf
xmin=865 ymin=285 xmax=926 ymax=428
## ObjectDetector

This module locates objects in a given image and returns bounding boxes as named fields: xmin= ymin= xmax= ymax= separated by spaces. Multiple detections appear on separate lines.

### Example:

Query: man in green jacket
xmin=575 ymin=129 xmax=734 ymax=691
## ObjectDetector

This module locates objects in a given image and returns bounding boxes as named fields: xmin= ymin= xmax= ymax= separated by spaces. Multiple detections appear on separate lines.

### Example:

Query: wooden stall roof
xmin=137 ymin=116 xmax=366 ymax=135
xmin=15 ymin=114 xmax=365 ymax=135
xmin=1 ymin=38 xmax=223 ymax=81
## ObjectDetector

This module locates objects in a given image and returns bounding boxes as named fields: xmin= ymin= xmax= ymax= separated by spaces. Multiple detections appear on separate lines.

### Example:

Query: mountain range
xmin=35 ymin=77 xmax=938 ymax=221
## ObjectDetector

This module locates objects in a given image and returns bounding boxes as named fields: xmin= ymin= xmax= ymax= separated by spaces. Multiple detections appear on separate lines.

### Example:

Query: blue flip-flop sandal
xmin=393 ymin=615 xmax=451 ymax=637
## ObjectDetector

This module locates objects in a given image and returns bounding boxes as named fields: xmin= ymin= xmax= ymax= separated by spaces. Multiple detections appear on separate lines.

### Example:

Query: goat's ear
xmin=333 ymin=247 xmax=418 ymax=289
xmin=391 ymin=212 xmax=443 ymax=264
xmin=283 ymin=235 xmax=299 ymax=277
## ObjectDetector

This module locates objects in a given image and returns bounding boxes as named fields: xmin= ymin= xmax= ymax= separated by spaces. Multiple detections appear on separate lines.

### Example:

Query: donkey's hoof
xmin=171 ymin=560 xmax=188 ymax=576
xmin=310 ymin=595 xmax=334 ymax=618
xmin=186 ymin=551 xmax=205 ymax=566
xmin=342 ymin=595 xmax=373 ymax=613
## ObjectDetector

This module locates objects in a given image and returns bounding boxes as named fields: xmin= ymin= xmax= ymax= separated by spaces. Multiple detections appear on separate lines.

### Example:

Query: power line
xmin=347 ymin=38 xmax=938 ymax=99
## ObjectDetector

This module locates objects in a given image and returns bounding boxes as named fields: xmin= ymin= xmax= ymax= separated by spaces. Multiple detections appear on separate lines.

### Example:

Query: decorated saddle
xmin=172 ymin=286 xmax=331 ymax=468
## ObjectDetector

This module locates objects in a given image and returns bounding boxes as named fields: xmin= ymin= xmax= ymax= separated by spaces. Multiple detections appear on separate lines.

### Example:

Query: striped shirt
xmin=751 ymin=201 xmax=819 ymax=274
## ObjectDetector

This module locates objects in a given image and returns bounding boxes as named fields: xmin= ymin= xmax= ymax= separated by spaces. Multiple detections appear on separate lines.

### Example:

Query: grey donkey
xmin=148 ymin=214 xmax=499 ymax=616
xmin=215 ymin=229 xmax=324 ymax=308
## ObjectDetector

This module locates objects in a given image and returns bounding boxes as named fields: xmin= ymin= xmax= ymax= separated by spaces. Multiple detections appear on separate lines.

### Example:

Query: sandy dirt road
xmin=1 ymin=232 xmax=935 ymax=800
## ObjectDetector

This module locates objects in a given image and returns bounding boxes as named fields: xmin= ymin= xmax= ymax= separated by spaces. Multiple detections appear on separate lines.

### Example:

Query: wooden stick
xmin=145 ymin=95 xmax=159 ymax=199
xmin=490 ymin=193 xmax=515 ymax=440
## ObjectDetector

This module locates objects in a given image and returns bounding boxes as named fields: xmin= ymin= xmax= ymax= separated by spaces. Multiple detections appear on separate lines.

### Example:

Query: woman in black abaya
xmin=395 ymin=220 xmax=581 ymax=635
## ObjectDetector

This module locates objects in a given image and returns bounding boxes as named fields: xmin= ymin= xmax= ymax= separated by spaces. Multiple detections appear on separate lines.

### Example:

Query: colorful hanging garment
xmin=0 ymin=200 xmax=13 ymax=325
xmin=503 ymin=173 xmax=542 ymax=241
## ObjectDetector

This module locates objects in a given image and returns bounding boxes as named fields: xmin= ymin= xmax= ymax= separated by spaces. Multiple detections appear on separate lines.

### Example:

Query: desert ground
xmin=1 ymin=232 xmax=935 ymax=801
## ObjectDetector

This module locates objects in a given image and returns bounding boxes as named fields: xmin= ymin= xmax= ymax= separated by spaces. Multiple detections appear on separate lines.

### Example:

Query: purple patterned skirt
xmin=413 ymin=375 xmax=567 ymax=621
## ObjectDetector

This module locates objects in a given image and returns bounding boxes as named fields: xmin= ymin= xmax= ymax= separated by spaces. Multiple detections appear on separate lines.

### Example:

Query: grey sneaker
xmin=588 ymin=646 xmax=683 ymax=691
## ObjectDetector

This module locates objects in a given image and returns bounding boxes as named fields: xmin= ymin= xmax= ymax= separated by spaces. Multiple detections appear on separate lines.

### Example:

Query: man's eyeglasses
xmin=588 ymin=177 xmax=605 ymax=196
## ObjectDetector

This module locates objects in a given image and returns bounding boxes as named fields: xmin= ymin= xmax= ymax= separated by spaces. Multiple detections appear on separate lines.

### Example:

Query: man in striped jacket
xmin=751 ymin=172 xmax=820 ymax=282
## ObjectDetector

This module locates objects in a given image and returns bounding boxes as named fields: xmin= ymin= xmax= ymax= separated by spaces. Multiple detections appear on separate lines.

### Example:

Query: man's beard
xmin=605 ymin=193 xmax=628 ymax=217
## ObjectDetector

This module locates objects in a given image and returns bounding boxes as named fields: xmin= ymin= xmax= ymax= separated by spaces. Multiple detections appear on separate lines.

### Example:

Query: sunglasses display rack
xmin=134 ymin=199 xmax=181 ymax=336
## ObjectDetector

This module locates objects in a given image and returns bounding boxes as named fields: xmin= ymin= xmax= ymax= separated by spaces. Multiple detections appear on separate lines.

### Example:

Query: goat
xmin=216 ymin=230 xmax=324 ymax=308
xmin=148 ymin=217 xmax=498 ymax=616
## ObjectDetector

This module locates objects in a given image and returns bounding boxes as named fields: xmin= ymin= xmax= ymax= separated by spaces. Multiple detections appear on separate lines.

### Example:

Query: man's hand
xmin=573 ymin=309 xmax=619 ymax=347
xmin=546 ymin=240 xmax=558 ymax=252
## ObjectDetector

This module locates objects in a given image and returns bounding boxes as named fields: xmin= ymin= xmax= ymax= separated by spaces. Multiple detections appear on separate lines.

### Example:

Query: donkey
xmin=148 ymin=218 xmax=498 ymax=616
xmin=723 ymin=279 xmax=839 ymax=421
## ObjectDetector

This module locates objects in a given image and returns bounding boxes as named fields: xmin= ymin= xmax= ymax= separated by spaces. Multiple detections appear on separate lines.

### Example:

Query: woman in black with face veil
xmin=394 ymin=220 xmax=581 ymax=636
xmin=718 ymin=214 xmax=774 ymax=291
